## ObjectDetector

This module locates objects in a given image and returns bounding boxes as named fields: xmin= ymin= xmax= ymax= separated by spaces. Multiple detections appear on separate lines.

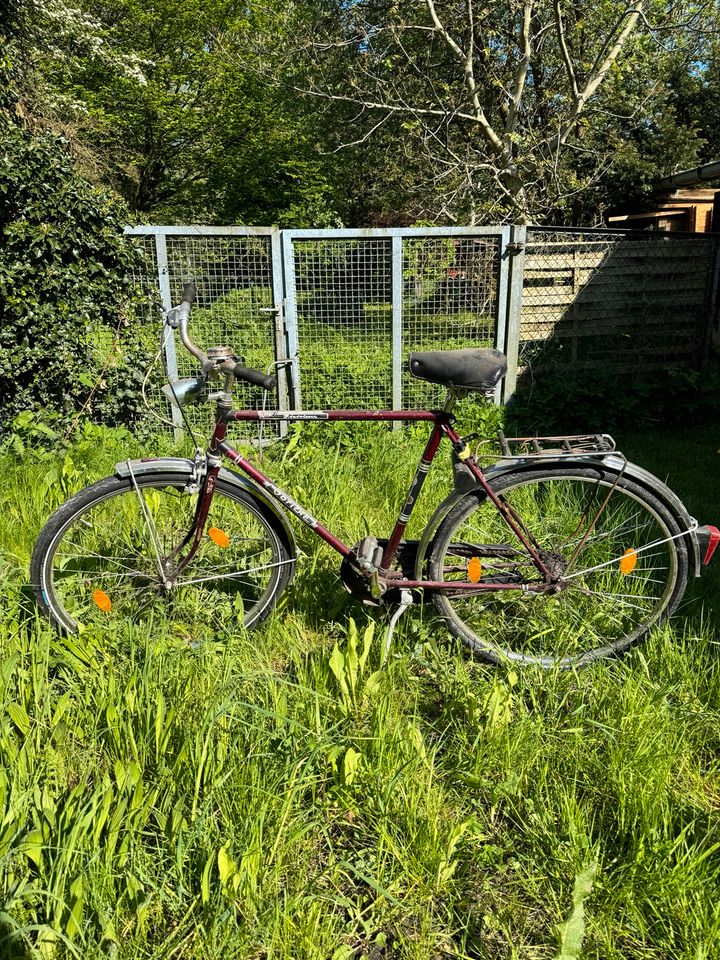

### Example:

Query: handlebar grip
xmin=181 ymin=282 xmax=197 ymax=306
xmin=232 ymin=362 xmax=277 ymax=392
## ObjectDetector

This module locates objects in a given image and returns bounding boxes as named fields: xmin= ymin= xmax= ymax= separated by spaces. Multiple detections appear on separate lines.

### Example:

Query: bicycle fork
xmin=171 ymin=458 xmax=223 ymax=576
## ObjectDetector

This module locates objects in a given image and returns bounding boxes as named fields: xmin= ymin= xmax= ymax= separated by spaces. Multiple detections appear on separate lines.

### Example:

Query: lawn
xmin=1 ymin=414 xmax=719 ymax=959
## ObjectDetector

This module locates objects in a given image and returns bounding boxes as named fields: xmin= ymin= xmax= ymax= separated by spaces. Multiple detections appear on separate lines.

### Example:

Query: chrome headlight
xmin=162 ymin=377 xmax=205 ymax=409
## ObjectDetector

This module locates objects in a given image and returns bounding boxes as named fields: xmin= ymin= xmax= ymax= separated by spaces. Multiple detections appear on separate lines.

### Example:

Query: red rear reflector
xmin=703 ymin=525 xmax=720 ymax=565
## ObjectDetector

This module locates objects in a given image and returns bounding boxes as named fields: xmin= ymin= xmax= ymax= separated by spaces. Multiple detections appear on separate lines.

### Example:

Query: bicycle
xmin=31 ymin=284 xmax=720 ymax=668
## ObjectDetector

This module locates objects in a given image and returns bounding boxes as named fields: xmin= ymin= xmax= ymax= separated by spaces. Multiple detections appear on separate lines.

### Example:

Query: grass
xmin=1 ymin=413 xmax=719 ymax=959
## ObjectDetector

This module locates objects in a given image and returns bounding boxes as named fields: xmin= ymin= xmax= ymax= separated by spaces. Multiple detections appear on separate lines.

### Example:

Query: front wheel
xmin=428 ymin=466 xmax=689 ymax=668
xmin=31 ymin=472 xmax=294 ymax=639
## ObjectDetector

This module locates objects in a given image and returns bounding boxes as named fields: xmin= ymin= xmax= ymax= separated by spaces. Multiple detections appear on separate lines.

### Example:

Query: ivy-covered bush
xmin=0 ymin=119 xmax=154 ymax=434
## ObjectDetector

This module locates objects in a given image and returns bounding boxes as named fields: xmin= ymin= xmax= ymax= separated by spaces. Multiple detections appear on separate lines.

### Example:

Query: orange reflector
xmin=619 ymin=548 xmax=638 ymax=575
xmin=467 ymin=557 xmax=482 ymax=583
xmin=208 ymin=527 xmax=230 ymax=548
xmin=92 ymin=589 xmax=112 ymax=612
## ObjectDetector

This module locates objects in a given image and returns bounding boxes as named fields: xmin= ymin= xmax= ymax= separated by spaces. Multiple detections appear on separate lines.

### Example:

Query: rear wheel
xmin=429 ymin=466 xmax=688 ymax=668
xmin=31 ymin=472 xmax=294 ymax=640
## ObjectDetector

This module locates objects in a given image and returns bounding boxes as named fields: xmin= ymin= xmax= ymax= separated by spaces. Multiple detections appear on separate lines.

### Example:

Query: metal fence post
xmin=501 ymin=224 xmax=527 ymax=403
xmin=281 ymin=231 xmax=302 ymax=410
xmin=154 ymin=231 xmax=184 ymax=441
xmin=493 ymin=226 xmax=512 ymax=404
xmin=391 ymin=236 xmax=403 ymax=418
xmin=269 ymin=228 xmax=289 ymax=434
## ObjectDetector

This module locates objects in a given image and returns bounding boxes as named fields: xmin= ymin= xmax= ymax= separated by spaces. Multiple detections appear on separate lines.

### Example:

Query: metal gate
xmin=125 ymin=225 xmax=290 ymax=439
xmin=125 ymin=225 xmax=520 ymax=436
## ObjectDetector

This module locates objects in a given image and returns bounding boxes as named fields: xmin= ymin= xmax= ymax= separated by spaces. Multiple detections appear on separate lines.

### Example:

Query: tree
xmin=242 ymin=0 xmax=717 ymax=223
xmin=20 ymin=0 xmax=347 ymax=225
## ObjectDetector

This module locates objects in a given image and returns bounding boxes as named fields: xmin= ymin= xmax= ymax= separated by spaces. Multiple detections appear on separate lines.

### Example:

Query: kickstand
xmin=382 ymin=590 xmax=413 ymax=666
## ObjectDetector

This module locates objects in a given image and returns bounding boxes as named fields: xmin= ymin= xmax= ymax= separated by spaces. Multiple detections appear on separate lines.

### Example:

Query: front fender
xmin=413 ymin=454 xmax=702 ymax=578
xmin=114 ymin=457 xmax=297 ymax=557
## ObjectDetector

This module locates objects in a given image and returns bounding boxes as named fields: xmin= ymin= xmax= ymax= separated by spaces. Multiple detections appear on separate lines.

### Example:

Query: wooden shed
xmin=607 ymin=161 xmax=720 ymax=233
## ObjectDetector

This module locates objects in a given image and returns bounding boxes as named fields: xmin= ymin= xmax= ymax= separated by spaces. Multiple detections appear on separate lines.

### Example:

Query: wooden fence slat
xmin=523 ymin=263 xmax=710 ymax=282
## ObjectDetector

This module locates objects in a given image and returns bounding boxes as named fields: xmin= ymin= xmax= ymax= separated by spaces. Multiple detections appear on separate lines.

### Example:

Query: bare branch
xmin=425 ymin=0 xmax=504 ymax=153
xmin=553 ymin=1 xmax=644 ymax=150
xmin=424 ymin=0 xmax=466 ymax=61
xmin=586 ymin=2 xmax=642 ymax=97
xmin=505 ymin=1 xmax=534 ymax=136
xmin=553 ymin=0 xmax=579 ymax=99
xmin=325 ymin=111 xmax=393 ymax=153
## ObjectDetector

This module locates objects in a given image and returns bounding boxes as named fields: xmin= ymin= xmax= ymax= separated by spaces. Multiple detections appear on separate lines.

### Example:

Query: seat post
xmin=441 ymin=389 xmax=463 ymax=415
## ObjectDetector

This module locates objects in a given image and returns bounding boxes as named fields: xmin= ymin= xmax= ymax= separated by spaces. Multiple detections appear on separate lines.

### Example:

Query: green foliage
xmin=28 ymin=0 xmax=346 ymax=226
xmin=0 ymin=118 xmax=156 ymax=434
xmin=6 ymin=0 xmax=720 ymax=229
xmin=257 ymin=0 xmax=720 ymax=225
xmin=555 ymin=862 xmax=599 ymax=960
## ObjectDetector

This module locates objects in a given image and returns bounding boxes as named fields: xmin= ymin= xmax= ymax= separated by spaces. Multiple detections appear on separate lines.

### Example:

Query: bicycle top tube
xmin=211 ymin=407 xmax=457 ymax=565
xmin=226 ymin=408 xmax=440 ymax=422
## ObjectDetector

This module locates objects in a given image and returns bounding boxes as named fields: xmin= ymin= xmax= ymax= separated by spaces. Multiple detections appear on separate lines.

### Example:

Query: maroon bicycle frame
xmin=179 ymin=403 xmax=553 ymax=594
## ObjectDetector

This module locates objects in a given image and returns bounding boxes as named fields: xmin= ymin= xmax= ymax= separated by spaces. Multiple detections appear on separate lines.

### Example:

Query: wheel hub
xmin=540 ymin=550 xmax=568 ymax=581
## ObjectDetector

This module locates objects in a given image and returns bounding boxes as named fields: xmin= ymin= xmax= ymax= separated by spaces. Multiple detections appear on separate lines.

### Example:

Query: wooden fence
xmin=519 ymin=232 xmax=719 ymax=374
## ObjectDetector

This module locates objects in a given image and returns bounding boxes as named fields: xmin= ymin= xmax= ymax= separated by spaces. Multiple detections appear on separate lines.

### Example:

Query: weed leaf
xmin=556 ymin=862 xmax=599 ymax=960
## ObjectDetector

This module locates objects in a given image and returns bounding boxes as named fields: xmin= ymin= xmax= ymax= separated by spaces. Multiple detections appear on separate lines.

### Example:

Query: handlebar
xmin=166 ymin=283 xmax=277 ymax=392
xmin=231 ymin=362 xmax=277 ymax=392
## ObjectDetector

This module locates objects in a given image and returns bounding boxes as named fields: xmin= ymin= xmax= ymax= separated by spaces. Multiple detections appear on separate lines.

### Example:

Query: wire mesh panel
xmin=401 ymin=235 xmax=500 ymax=408
xmin=290 ymin=237 xmax=394 ymax=408
xmin=126 ymin=228 xmax=281 ymax=443
xmin=285 ymin=229 xmax=505 ymax=410
xmin=126 ymin=224 xmax=718 ymax=431
xmin=519 ymin=229 xmax=719 ymax=377
xmin=125 ymin=234 xmax=159 ymax=313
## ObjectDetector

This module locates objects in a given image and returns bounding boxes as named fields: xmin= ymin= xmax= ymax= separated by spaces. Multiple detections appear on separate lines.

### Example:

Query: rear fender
xmin=414 ymin=454 xmax=703 ymax=578
xmin=114 ymin=457 xmax=297 ymax=557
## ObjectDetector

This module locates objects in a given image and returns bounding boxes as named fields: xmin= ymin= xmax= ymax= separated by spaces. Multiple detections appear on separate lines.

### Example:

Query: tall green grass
xmin=1 ymin=416 xmax=719 ymax=958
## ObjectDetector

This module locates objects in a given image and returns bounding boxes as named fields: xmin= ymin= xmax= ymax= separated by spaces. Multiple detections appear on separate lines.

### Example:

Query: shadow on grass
xmin=506 ymin=376 xmax=720 ymax=637
xmin=0 ymin=922 xmax=34 ymax=960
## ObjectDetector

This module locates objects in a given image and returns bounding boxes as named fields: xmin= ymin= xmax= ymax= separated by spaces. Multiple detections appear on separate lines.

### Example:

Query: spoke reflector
xmin=620 ymin=548 xmax=638 ymax=575
xmin=208 ymin=527 xmax=230 ymax=548
xmin=467 ymin=557 xmax=482 ymax=582
xmin=92 ymin=589 xmax=112 ymax=612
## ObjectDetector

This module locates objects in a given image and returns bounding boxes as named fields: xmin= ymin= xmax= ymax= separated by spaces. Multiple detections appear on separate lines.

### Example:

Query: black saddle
xmin=409 ymin=348 xmax=507 ymax=392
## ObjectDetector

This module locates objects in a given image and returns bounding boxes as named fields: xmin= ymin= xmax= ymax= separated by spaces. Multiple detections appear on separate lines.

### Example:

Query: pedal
xmin=370 ymin=570 xmax=386 ymax=600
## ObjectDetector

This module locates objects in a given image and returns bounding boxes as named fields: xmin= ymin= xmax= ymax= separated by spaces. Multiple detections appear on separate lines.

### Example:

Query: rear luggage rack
xmin=496 ymin=432 xmax=616 ymax=458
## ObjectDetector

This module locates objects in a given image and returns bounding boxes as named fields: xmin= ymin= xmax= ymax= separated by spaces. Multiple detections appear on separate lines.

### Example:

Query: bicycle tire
xmin=428 ymin=465 xmax=689 ymax=668
xmin=31 ymin=471 xmax=294 ymax=637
